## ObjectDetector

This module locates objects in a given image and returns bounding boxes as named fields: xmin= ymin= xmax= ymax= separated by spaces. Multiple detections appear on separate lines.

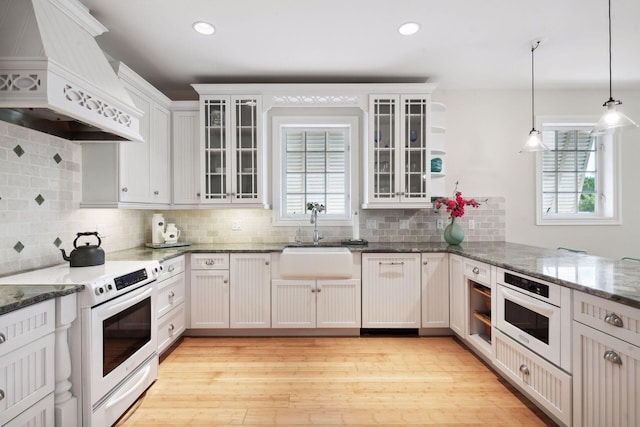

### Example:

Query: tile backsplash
xmin=1 ymin=120 xmax=504 ymax=276
xmin=159 ymin=197 xmax=505 ymax=246
xmin=0 ymin=122 xmax=147 ymax=276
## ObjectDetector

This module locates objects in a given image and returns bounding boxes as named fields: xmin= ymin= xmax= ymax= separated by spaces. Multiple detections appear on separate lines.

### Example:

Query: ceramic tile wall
xmin=0 ymin=121 xmax=147 ymax=276
xmin=159 ymin=197 xmax=505 ymax=245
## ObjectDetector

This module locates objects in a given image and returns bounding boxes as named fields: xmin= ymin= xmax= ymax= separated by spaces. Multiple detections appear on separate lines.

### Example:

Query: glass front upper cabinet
xmin=364 ymin=94 xmax=431 ymax=208
xmin=201 ymin=95 xmax=263 ymax=206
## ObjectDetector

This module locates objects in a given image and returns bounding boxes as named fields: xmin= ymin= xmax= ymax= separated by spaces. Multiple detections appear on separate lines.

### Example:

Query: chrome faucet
xmin=308 ymin=202 xmax=325 ymax=245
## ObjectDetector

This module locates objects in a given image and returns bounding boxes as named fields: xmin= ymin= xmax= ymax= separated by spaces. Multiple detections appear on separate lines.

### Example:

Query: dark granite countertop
xmin=107 ymin=241 xmax=640 ymax=309
xmin=2 ymin=241 xmax=639 ymax=315
xmin=0 ymin=285 xmax=83 ymax=316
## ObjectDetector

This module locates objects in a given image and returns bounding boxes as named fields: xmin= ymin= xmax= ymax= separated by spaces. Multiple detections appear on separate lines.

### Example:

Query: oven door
xmin=496 ymin=285 xmax=561 ymax=366
xmin=89 ymin=283 xmax=157 ymax=404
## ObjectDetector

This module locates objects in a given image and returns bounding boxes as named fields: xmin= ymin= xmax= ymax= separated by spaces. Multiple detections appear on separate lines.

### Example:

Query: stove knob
xmin=107 ymin=284 xmax=113 ymax=291
xmin=95 ymin=287 xmax=104 ymax=296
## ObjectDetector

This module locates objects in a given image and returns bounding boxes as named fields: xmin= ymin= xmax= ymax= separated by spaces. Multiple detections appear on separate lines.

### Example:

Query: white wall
xmin=436 ymin=88 xmax=640 ymax=258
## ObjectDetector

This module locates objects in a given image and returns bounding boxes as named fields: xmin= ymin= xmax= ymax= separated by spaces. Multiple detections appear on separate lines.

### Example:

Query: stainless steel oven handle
xmin=95 ymin=284 xmax=154 ymax=317
xmin=500 ymin=287 xmax=554 ymax=317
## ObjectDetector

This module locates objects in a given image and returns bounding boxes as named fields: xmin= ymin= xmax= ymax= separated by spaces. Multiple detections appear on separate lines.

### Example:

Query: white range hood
xmin=0 ymin=0 xmax=143 ymax=142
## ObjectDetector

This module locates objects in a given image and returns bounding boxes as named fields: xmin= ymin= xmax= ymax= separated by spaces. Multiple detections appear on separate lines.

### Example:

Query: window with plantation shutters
xmin=536 ymin=118 xmax=620 ymax=225
xmin=272 ymin=115 xmax=358 ymax=225
xmin=284 ymin=128 xmax=348 ymax=216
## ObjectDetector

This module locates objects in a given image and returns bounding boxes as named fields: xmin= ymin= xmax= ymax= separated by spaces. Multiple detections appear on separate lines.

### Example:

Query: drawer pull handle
xmin=519 ymin=364 xmax=530 ymax=376
xmin=205 ymin=259 xmax=216 ymax=266
xmin=168 ymin=265 xmax=175 ymax=272
xmin=168 ymin=324 xmax=175 ymax=333
xmin=154 ymin=190 xmax=159 ymax=195
xmin=378 ymin=262 xmax=405 ymax=266
xmin=604 ymin=312 xmax=624 ymax=328
xmin=223 ymin=279 xmax=228 ymax=284
xmin=472 ymin=267 xmax=480 ymax=274
xmin=0 ymin=333 xmax=6 ymax=344
xmin=168 ymin=291 xmax=175 ymax=298
xmin=423 ymin=261 xmax=428 ymax=265
xmin=603 ymin=350 xmax=623 ymax=365
xmin=0 ymin=389 xmax=4 ymax=400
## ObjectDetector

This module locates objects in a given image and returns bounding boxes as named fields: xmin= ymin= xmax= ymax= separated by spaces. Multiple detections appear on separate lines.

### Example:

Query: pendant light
xmin=520 ymin=41 xmax=549 ymax=153
xmin=592 ymin=0 xmax=638 ymax=134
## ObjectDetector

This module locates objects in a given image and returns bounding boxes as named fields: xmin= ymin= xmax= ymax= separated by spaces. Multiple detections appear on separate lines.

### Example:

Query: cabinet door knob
xmin=223 ymin=279 xmax=228 ymax=284
xmin=0 ymin=332 xmax=6 ymax=344
xmin=423 ymin=261 xmax=428 ymax=265
xmin=168 ymin=324 xmax=175 ymax=333
xmin=519 ymin=364 xmax=530 ymax=376
xmin=311 ymin=288 xmax=316 ymax=293
xmin=121 ymin=187 xmax=128 ymax=192
xmin=154 ymin=190 xmax=159 ymax=195
xmin=0 ymin=389 xmax=4 ymax=401
xmin=168 ymin=291 xmax=175 ymax=298
xmin=472 ymin=267 xmax=480 ymax=274
xmin=603 ymin=350 xmax=623 ymax=365
xmin=265 ymin=261 xmax=270 ymax=266
xmin=197 ymin=192 xmax=201 ymax=197
xmin=604 ymin=312 xmax=624 ymax=328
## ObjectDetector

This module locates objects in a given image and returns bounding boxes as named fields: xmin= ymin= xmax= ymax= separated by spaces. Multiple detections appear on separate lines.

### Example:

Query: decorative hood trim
xmin=0 ymin=0 xmax=143 ymax=142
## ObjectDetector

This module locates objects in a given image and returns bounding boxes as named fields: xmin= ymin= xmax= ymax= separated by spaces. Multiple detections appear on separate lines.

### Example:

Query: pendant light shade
xmin=520 ymin=41 xmax=549 ymax=153
xmin=594 ymin=0 xmax=638 ymax=134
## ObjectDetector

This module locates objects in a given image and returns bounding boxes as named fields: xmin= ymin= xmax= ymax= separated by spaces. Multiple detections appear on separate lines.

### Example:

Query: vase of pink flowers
xmin=435 ymin=181 xmax=481 ymax=245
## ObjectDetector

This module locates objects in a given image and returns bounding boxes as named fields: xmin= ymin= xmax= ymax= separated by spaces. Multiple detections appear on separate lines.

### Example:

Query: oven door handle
xmin=501 ymin=287 xmax=554 ymax=317
xmin=96 ymin=285 xmax=154 ymax=318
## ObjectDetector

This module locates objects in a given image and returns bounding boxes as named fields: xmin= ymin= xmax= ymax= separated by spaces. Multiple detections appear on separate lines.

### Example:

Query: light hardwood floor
xmin=116 ymin=336 xmax=556 ymax=426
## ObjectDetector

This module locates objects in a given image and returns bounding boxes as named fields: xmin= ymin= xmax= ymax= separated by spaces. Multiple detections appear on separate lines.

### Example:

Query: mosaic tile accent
xmin=13 ymin=145 xmax=24 ymax=157
xmin=53 ymin=237 xmax=62 ymax=247
xmin=53 ymin=153 xmax=62 ymax=164
xmin=35 ymin=194 xmax=45 ymax=205
xmin=13 ymin=241 xmax=25 ymax=253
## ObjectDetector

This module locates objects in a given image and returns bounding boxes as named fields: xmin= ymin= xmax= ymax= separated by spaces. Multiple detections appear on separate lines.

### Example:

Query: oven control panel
xmin=504 ymin=272 xmax=549 ymax=298
xmin=82 ymin=261 xmax=161 ymax=307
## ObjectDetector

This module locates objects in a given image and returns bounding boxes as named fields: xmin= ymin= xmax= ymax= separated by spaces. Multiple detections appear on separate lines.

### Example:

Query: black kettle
xmin=61 ymin=232 xmax=105 ymax=267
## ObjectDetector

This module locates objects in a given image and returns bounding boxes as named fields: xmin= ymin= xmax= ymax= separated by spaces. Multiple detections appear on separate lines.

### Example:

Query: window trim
xmin=271 ymin=115 xmax=359 ymax=227
xmin=535 ymin=116 xmax=621 ymax=226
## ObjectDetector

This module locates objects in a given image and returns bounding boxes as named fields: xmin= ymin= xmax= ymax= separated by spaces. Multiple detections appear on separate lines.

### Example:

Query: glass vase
xmin=444 ymin=217 xmax=464 ymax=245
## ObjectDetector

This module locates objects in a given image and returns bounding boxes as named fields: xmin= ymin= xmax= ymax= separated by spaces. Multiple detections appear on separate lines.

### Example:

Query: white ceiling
xmin=80 ymin=0 xmax=640 ymax=100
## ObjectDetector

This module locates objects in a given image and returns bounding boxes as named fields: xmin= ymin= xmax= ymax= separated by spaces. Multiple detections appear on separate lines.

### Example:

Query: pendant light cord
xmin=607 ymin=0 xmax=614 ymax=102
xmin=531 ymin=41 xmax=540 ymax=130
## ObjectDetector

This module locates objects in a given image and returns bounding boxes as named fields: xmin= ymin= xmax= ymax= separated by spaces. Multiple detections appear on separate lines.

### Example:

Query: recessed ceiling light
xmin=193 ymin=21 xmax=215 ymax=35
xmin=398 ymin=22 xmax=420 ymax=36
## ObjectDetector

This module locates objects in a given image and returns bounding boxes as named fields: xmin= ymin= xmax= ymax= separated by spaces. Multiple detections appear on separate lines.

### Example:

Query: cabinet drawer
xmin=462 ymin=258 xmax=492 ymax=285
xmin=3 ymin=393 xmax=54 ymax=427
xmin=158 ymin=303 xmax=185 ymax=355
xmin=573 ymin=321 xmax=640 ymax=427
xmin=0 ymin=333 xmax=55 ymax=425
xmin=573 ymin=291 xmax=640 ymax=346
xmin=159 ymin=255 xmax=185 ymax=281
xmin=493 ymin=329 xmax=572 ymax=426
xmin=157 ymin=273 xmax=185 ymax=318
xmin=0 ymin=300 xmax=54 ymax=358
xmin=191 ymin=253 xmax=230 ymax=270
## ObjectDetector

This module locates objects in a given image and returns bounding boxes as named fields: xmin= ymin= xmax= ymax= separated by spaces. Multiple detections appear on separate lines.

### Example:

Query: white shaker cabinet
xmin=361 ymin=253 xmax=421 ymax=328
xmin=448 ymin=254 xmax=466 ymax=338
xmin=81 ymin=62 xmax=172 ymax=208
xmin=189 ymin=253 xmax=230 ymax=328
xmin=157 ymin=256 xmax=186 ymax=355
xmin=171 ymin=101 xmax=201 ymax=206
xmin=230 ymin=253 xmax=272 ymax=328
xmin=420 ymin=253 xmax=449 ymax=329
xmin=573 ymin=292 xmax=640 ymax=427
xmin=271 ymin=279 xmax=361 ymax=328
xmin=0 ymin=300 xmax=55 ymax=427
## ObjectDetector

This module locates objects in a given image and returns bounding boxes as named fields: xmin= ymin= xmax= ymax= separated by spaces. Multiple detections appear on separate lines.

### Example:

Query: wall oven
xmin=496 ymin=268 xmax=569 ymax=369
xmin=71 ymin=260 xmax=161 ymax=427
